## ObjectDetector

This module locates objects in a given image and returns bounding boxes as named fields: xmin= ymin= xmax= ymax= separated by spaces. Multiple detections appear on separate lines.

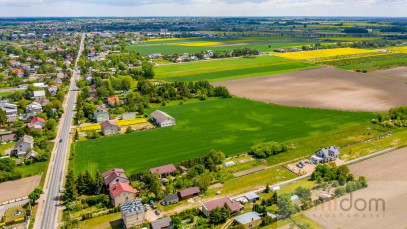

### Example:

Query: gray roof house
xmin=150 ymin=110 xmax=175 ymax=128
xmin=33 ymin=90 xmax=46 ymax=100
xmin=234 ymin=212 xmax=262 ymax=228
xmin=163 ymin=194 xmax=179 ymax=205
xmin=94 ymin=108 xmax=109 ymax=123
xmin=120 ymin=200 xmax=145 ymax=228
xmin=13 ymin=135 xmax=34 ymax=158
xmin=151 ymin=217 xmax=173 ymax=229
xmin=311 ymin=146 xmax=340 ymax=164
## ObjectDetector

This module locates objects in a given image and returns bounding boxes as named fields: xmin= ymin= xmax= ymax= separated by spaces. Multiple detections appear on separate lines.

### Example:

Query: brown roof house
xmin=13 ymin=135 xmax=34 ymax=158
xmin=103 ymin=168 xmax=130 ymax=188
xmin=150 ymin=110 xmax=175 ymax=128
xmin=101 ymin=120 xmax=121 ymax=136
xmin=149 ymin=164 xmax=177 ymax=179
xmin=109 ymin=182 xmax=136 ymax=207
xmin=202 ymin=197 xmax=243 ymax=217
xmin=178 ymin=187 xmax=200 ymax=200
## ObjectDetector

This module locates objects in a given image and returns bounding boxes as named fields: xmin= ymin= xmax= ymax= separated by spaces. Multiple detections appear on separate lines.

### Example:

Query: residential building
xmin=13 ymin=135 xmax=34 ymax=158
xmin=109 ymin=182 xmax=136 ymax=207
xmin=177 ymin=187 xmax=200 ymax=200
xmin=0 ymin=134 xmax=16 ymax=143
xmin=149 ymin=164 xmax=177 ymax=178
xmin=29 ymin=117 xmax=45 ymax=129
xmin=102 ymin=168 xmax=125 ymax=179
xmin=310 ymin=146 xmax=340 ymax=164
xmin=120 ymin=200 xmax=145 ymax=228
xmin=163 ymin=194 xmax=179 ymax=205
xmin=33 ymin=90 xmax=46 ymax=100
xmin=101 ymin=120 xmax=121 ymax=136
xmin=26 ymin=102 xmax=42 ymax=114
xmin=151 ymin=217 xmax=174 ymax=229
xmin=202 ymin=197 xmax=244 ymax=217
xmin=47 ymin=85 xmax=58 ymax=96
xmin=107 ymin=96 xmax=120 ymax=107
xmin=103 ymin=169 xmax=130 ymax=188
xmin=94 ymin=108 xmax=109 ymax=123
xmin=150 ymin=110 xmax=176 ymax=128
xmin=0 ymin=102 xmax=18 ymax=122
xmin=234 ymin=212 xmax=262 ymax=229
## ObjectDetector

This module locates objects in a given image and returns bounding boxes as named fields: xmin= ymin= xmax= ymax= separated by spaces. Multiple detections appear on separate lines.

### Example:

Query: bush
xmin=248 ymin=141 xmax=288 ymax=159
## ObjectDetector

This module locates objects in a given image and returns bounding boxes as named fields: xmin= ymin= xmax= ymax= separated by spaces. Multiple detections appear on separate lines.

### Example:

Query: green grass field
xmin=127 ymin=37 xmax=313 ymax=56
xmin=72 ymin=98 xmax=374 ymax=175
xmin=155 ymin=56 xmax=318 ymax=82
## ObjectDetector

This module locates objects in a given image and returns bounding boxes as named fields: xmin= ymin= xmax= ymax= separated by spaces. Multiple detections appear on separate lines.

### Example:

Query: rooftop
xmin=120 ymin=200 xmax=144 ymax=214
xmin=234 ymin=212 xmax=261 ymax=225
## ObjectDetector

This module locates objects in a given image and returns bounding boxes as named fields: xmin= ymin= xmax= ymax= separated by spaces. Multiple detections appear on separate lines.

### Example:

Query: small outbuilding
xmin=177 ymin=187 xmax=200 ymax=200
xmin=245 ymin=193 xmax=260 ymax=203
xmin=234 ymin=212 xmax=262 ymax=229
xmin=163 ymin=194 xmax=179 ymax=205
xmin=150 ymin=110 xmax=176 ymax=128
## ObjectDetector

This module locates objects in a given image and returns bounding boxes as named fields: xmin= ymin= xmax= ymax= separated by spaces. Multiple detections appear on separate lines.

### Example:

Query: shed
xmin=245 ymin=193 xmax=260 ymax=203
xmin=267 ymin=212 xmax=277 ymax=219
xmin=234 ymin=212 xmax=262 ymax=229
xmin=291 ymin=195 xmax=299 ymax=202
xmin=163 ymin=194 xmax=179 ymax=205
xmin=178 ymin=187 xmax=200 ymax=200
xmin=272 ymin=186 xmax=280 ymax=192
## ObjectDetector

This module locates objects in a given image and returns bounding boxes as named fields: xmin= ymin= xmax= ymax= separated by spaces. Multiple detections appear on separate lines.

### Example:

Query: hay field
xmin=214 ymin=67 xmax=407 ymax=112
xmin=305 ymin=147 xmax=407 ymax=229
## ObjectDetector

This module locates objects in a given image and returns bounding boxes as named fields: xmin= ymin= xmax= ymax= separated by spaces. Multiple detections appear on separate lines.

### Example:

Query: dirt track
xmin=0 ymin=175 xmax=41 ymax=202
xmin=214 ymin=67 xmax=407 ymax=112
xmin=304 ymin=147 xmax=407 ymax=229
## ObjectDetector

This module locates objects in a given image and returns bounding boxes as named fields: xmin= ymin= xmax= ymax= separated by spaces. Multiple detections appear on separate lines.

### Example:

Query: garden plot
xmin=305 ymin=147 xmax=407 ymax=229
xmin=214 ymin=67 xmax=407 ymax=112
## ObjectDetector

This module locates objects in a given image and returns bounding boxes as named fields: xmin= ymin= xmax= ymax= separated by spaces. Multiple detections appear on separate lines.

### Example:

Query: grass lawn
xmin=207 ymin=167 xmax=297 ymax=196
xmin=15 ymin=161 xmax=48 ymax=178
xmin=0 ymin=142 xmax=14 ymax=156
xmin=4 ymin=205 xmax=25 ymax=222
xmin=78 ymin=212 xmax=122 ymax=229
xmin=154 ymin=56 xmax=318 ymax=82
xmin=72 ymin=98 xmax=374 ymax=175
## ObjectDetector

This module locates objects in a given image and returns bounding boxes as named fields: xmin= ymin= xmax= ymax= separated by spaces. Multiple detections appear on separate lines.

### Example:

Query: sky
xmin=0 ymin=0 xmax=406 ymax=17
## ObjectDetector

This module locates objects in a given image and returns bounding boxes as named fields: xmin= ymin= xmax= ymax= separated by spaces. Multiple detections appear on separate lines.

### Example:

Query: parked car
xmin=160 ymin=200 xmax=166 ymax=206
xmin=155 ymin=210 xmax=161 ymax=215
xmin=151 ymin=203 xmax=157 ymax=209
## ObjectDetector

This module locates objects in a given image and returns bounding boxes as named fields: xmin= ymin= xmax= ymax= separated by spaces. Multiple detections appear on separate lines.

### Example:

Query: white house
xmin=150 ymin=110 xmax=176 ymax=128
xmin=311 ymin=146 xmax=340 ymax=164
xmin=26 ymin=102 xmax=42 ymax=114
xmin=33 ymin=90 xmax=46 ymax=100
xmin=13 ymin=135 xmax=34 ymax=158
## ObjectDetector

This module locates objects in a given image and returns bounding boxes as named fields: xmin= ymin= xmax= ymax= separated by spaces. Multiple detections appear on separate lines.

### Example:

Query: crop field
xmin=79 ymin=118 xmax=149 ymax=131
xmin=214 ymin=67 xmax=407 ymax=112
xmin=155 ymin=55 xmax=318 ymax=82
xmin=274 ymin=47 xmax=377 ymax=60
xmin=388 ymin=45 xmax=407 ymax=53
xmin=305 ymin=147 xmax=407 ymax=229
xmin=316 ymin=52 xmax=407 ymax=71
xmin=320 ymin=37 xmax=379 ymax=41
xmin=127 ymin=37 xmax=314 ymax=55
xmin=370 ymin=66 xmax=407 ymax=82
xmin=72 ymin=98 xmax=373 ymax=175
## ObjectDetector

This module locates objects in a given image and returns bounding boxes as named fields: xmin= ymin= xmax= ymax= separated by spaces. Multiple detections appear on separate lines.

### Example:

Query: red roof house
xmin=109 ymin=182 xmax=137 ymax=207
xmin=29 ymin=117 xmax=45 ymax=128
xmin=107 ymin=96 xmax=120 ymax=107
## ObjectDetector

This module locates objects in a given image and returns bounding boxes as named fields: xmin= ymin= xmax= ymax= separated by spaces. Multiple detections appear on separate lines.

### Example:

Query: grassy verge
xmin=78 ymin=212 xmax=121 ymax=229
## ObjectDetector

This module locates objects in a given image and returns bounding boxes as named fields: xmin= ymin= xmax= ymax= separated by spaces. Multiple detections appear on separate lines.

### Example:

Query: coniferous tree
xmin=64 ymin=170 xmax=78 ymax=202
xmin=94 ymin=170 xmax=104 ymax=195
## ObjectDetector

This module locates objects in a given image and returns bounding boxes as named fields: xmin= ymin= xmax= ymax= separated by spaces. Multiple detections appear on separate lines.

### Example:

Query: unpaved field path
xmin=305 ymin=147 xmax=407 ymax=229
xmin=214 ymin=67 xmax=407 ymax=112
xmin=0 ymin=175 xmax=41 ymax=202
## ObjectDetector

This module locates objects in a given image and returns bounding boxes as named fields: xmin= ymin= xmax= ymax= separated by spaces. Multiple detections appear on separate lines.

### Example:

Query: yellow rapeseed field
xmin=80 ymin=118 xmax=149 ymax=131
xmin=274 ymin=48 xmax=378 ymax=60
xmin=147 ymin=37 xmax=190 ymax=42
xmin=388 ymin=46 xmax=407 ymax=53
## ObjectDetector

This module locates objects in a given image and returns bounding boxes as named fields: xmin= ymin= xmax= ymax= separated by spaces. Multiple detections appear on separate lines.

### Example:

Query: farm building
xmin=101 ymin=120 xmax=121 ymax=136
xmin=151 ymin=217 xmax=173 ymax=229
xmin=150 ymin=110 xmax=176 ymax=128
xmin=95 ymin=108 xmax=109 ymax=123
xmin=234 ymin=212 xmax=262 ymax=229
xmin=202 ymin=197 xmax=243 ymax=217
xmin=177 ymin=187 xmax=200 ymax=200
xmin=163 ymin=194 xmax=179 ymax=205
xmin=149 ymin=164 xmax=177 ymax=178
xmin=120 ymin=200 xmax=145 ymax=228
xmin=311 ymin=146 xmax=340 ymax=164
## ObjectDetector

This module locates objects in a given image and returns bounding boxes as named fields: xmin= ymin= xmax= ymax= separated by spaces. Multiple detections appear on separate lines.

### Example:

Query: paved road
xmin=39 ymin=34 xmax=84 ymax=229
